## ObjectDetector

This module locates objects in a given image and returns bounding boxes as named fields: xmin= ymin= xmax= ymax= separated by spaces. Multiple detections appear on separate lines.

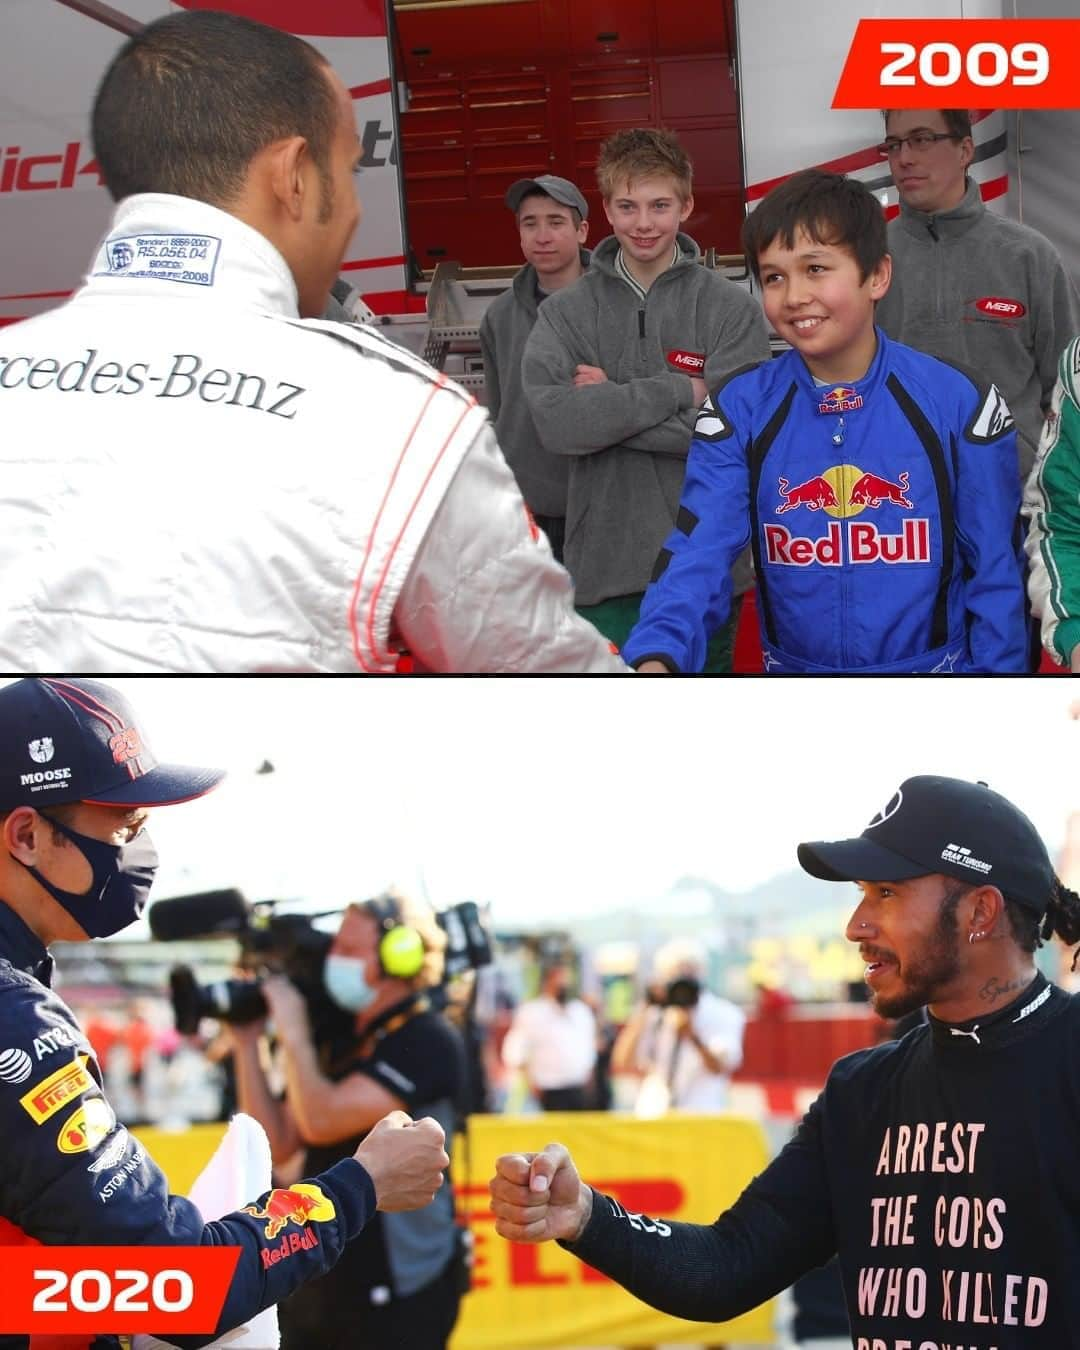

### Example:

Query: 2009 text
xmin=880 ymin=40 xmax=1049 ymax=88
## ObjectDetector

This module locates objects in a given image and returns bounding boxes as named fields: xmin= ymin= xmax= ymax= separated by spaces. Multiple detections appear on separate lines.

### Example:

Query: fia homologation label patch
xmin=96 ymin=233 xmax=222 ymax=287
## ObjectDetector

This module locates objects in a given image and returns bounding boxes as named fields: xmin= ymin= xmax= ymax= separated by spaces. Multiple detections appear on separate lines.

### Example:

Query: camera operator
xmin=230 ymin=894 xmax=467 ymax=1350
xmin=612 ymin=938 xmax=745 ymax=1115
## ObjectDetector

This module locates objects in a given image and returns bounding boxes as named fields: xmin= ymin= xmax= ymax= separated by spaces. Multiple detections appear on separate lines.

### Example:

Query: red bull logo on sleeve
xmin=241 ymin=1183 xmax=337 ymax=1241
xmin=816 ymin=385 xmax=864 ymax=415
xmin=766 ymin=462 xmax=929 ymax=565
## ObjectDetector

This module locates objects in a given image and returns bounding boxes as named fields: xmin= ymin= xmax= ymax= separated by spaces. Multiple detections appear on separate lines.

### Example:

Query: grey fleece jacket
xmin=479 ymin=253 xmax=589 ymax=518
xmin=877 ymin=177 xmax=1080 ymax=478
xmin=522 ymin=232 xmax=771 ymax=605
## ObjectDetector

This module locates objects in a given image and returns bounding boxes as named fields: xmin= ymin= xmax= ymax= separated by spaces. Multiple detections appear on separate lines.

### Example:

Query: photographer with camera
xmin=612 ymin=938 xmax=745 ymax=1116
xmin=0 ymin=678 xmax=449 ymax=1350
xmin=229 ymin=893 xmax=467 ymax=1350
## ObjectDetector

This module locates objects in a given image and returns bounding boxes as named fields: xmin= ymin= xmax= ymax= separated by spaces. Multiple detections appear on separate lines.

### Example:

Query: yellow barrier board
xmin=136 ymin=1111 xmax=776 ymax=1348
xmin=455 ymin=1112 xmax=774 ymax=1348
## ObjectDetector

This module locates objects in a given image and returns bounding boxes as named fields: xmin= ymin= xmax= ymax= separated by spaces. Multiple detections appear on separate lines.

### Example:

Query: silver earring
xmin=968 ymin=931 xmax=981 ymax=944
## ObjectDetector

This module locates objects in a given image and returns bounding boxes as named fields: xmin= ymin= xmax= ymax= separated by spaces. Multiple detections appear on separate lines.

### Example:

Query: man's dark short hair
xmin=883 ymin=108 xmax=973 ymax=141
xmin=91 ymin=9 xmax=336 ymax=208
xmin=741 ymin=169 xmax=887 ymax=285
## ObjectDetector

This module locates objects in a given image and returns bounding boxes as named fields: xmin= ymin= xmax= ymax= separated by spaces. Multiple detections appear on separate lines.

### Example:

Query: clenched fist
xmin=488 ymin=1142 xmax=592 ymax=1244
xmin=354 ymin=1110 xmax=448 ymax=1212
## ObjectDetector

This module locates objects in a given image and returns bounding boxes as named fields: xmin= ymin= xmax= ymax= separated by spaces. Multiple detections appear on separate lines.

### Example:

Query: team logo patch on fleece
xmin=666 ymin=349 xmax=705 ymax=374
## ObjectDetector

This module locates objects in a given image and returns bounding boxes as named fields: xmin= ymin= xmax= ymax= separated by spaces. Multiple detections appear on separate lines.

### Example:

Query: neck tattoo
xmin=977 ymin=975 xmax=1026 ymax=1004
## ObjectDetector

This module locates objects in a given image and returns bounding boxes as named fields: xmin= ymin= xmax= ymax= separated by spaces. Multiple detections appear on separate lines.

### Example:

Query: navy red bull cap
xmin=797 ymin=775 xmax=1054 ymax=916
xmin=0 ymin=677 xmax=225 ymax=811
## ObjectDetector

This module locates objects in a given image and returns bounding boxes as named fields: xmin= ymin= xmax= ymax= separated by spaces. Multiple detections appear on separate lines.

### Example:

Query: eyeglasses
xmin=878 ymin=132 xmax=959 ymax=158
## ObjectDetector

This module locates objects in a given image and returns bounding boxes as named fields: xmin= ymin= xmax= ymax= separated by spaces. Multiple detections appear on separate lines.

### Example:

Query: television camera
xmin=148 ymin=888 xmax=494 ymax=1040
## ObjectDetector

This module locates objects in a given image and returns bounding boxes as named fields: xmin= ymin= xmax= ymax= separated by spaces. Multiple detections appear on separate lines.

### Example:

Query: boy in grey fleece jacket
xmin=480 ymin=175 xmax=591 ymax=563
xmin=522 ymin=129 xmax=771 ymax=666
xmin=875 ymin=108 xmax=1080 ymax=480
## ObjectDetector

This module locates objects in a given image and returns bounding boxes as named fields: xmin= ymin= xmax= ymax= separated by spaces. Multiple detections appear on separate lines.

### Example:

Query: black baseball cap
xmin=505 ymin=175 xmax=589 ymax=219
xmin=797 ymin=775 xmax=1054 ymax=915
xmin=0 ymin=678 xmax=225 ymax=811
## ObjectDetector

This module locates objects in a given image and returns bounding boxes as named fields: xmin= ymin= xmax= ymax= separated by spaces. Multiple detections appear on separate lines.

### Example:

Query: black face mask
xmin=553 ymin=987 xmax=571 ymax=1006
xmin=18 ymin=814 xmax=159 ymax=938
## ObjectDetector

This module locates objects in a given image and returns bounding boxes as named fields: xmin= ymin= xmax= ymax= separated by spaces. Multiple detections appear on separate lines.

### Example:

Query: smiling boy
xmin=521 ymin=129 xmax=770 ymax=667
xmin=623 ymin=169 xmax=1028 ymax=673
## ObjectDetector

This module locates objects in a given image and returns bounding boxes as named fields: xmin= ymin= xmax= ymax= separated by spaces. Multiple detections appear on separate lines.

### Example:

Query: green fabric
xmin=1054 ymin=618 xmax=1080 ymax=665
xmin=1032 ymin=343 xmax=1080 ymax=662
xmin=577 ymin=592 xmax=742 ymax=673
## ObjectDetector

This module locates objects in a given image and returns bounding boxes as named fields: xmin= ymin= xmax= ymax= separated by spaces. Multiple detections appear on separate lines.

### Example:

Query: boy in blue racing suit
xmin=623 ymin=170 xmax=1027 ymax=674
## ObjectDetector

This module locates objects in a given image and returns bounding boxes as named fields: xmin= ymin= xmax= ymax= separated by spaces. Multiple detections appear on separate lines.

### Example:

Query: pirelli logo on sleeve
xmin=20 ymin=1054 xmax=93 ymax=1125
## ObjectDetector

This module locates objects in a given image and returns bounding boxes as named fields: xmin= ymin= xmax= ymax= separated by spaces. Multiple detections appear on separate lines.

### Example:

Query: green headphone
xmin=367 ymin=895 xmax=426 ymax=980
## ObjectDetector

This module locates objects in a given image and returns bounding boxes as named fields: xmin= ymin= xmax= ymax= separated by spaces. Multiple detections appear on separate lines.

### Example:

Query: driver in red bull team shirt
xmin=623 ymin=170 xmax=1028 ymax=674
xmin=0 ymin=677 xmax=449 ymax=1350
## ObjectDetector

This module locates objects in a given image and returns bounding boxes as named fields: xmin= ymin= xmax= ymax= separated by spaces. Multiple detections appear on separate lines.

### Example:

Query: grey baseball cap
xmin=505 ymin=175 xmax=588 ymax=219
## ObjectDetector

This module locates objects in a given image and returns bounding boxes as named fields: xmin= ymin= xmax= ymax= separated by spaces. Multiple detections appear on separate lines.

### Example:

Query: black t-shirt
xmin=279 ymin=1006 xmax=465 ymax=1337
xmin=568 ymin=973 xmax=1080 ymax=1349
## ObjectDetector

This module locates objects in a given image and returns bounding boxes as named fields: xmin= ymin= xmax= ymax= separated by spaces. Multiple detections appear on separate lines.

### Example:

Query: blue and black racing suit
xmin=0 ymin=904 xmax=376 ymax=1350
xmin=623 ymin=330 xmax=1027 ymax=673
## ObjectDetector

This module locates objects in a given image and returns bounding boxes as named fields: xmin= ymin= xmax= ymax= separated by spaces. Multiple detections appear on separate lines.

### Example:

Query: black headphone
xmin=366 ymin=895 xmax=426 ymax=980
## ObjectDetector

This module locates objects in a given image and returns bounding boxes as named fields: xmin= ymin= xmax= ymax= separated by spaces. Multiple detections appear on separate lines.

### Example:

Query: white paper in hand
xmin=133 ymin=1112 xmax=280 ymax=1350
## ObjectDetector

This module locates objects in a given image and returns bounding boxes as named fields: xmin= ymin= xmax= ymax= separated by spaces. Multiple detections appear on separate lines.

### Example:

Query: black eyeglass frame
xmin=877 ymin=131 xmax=961 ymax=158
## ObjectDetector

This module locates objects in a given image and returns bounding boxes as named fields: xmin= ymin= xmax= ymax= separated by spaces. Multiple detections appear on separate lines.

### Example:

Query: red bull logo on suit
xmin=774 ymin=464 xmax=914 ymax=518
xmin=816 ymin=385 xmax=864 ymax=414
xmin=768 ymin=463 xmax=928 ymax=565
xmin=241 ymin=1183 xmax=337 ymax=1240
xmin=764 ymin=518 xmax=931 ymax=566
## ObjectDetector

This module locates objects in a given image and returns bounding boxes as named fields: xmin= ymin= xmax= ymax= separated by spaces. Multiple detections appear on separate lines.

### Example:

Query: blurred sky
xmin=9 ymin=676 xmax=1070 ymax=934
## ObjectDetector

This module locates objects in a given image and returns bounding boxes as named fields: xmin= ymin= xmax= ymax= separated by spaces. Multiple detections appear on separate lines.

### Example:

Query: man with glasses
xmin=876 ymin=108 xmax=1079 ymax=481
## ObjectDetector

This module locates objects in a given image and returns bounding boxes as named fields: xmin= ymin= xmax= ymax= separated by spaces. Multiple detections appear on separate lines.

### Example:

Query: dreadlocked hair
xmin=1044 ymin=879 xmax=1080 ymax=970
xmin=1004 ymin=878 xmax=1080 ymax=968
